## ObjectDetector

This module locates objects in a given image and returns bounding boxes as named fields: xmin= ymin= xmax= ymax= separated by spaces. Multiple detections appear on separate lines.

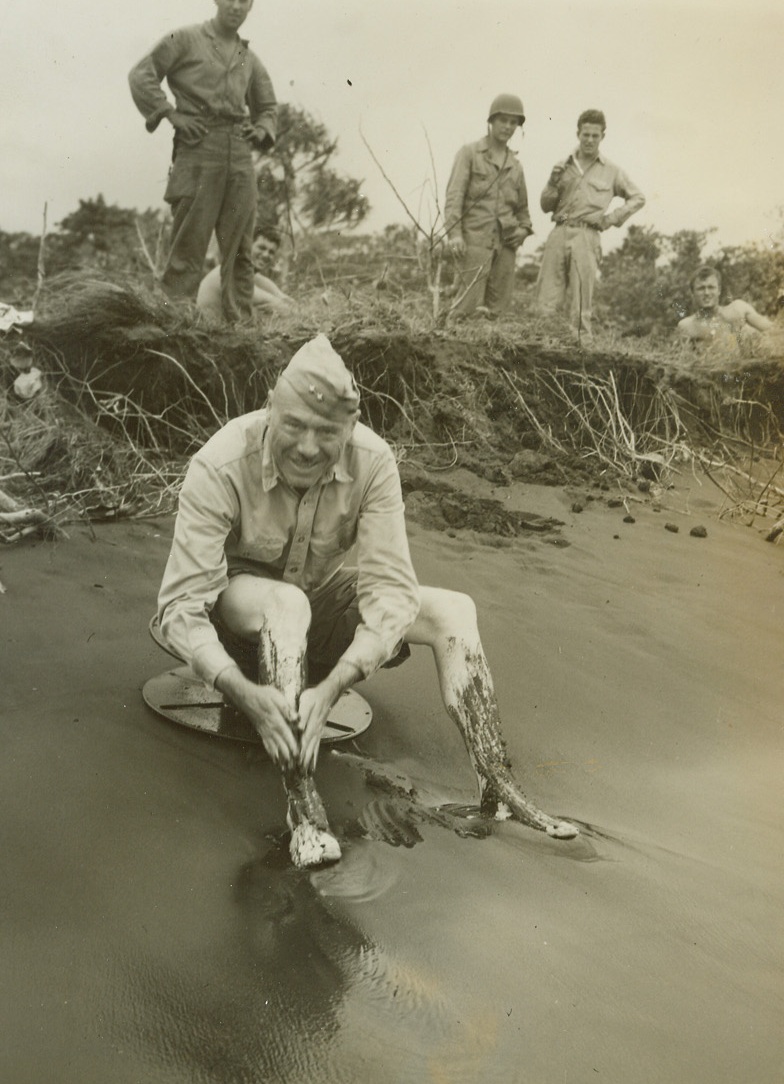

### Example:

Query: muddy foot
xmin=545 ymin=820 xmax=580 ymax=839
xmin=289 ymin=821 xmax=342 ymax=869
xmin=482 ymin=788 xmax=579 ymax=840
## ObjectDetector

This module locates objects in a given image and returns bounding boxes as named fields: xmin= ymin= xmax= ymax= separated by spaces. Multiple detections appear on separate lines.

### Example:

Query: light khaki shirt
xmin=444 ymin=136 xmax=532 ymax=248
xmin=540 ymin=150 xmax=644 ymax=228
xmin=129 ymin=21 xmax=277 ymax=146
xmin=158 ymin=410 xmax=420 ymax=687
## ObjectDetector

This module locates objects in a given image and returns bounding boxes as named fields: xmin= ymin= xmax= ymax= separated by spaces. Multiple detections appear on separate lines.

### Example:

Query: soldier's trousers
xmin=162 ymin=125 xmax=257 ymax=323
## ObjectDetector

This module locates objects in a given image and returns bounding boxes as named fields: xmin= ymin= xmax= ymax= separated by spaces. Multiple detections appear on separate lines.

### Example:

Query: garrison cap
xmin=276 ymin=334 xmax=360 ymax=419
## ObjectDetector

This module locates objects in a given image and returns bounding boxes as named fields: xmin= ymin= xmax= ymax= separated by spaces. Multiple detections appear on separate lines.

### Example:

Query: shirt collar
xmin=569 ymin=148 xmax=606 ymax=167
xmin=203 ymin=19 xmax=250 ymax=49
xmin=479 ymin=135 xmax=518 ymax=159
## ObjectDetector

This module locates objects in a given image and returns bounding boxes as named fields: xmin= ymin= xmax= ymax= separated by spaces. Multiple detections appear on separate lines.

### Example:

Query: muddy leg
xmin=257 ymin=595 xmax=341 ymax=868
xmin=442 ymin=638 xmax=578 ymax=838
xmin=410 ymin=587 xmax=579 ymax=839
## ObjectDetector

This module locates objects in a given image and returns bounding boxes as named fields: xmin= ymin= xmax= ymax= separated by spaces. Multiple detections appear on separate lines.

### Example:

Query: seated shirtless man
xmin=197 ymin=229 xmax=293 ymax=322
xmin=678 ymin=266 xmax=772 ymax=351
xmin=157 ymin=334 xmax=577 ymax=867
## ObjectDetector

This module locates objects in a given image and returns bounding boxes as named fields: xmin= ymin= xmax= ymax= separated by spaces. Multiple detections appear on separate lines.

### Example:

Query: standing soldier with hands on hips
xmin=536 ymin=109 xmax=645 ymax=338
xmin=444 ymin=94 xmax=533 ymax=319
xmin=129 ymin=0 xmax=277 ymax=324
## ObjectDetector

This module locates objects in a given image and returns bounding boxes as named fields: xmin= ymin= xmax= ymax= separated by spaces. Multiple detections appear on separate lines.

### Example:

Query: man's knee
xmin=218 ymin=577 xmax=311 ymax=640
xmin=417 ymin=586 xmax=478 ymax=640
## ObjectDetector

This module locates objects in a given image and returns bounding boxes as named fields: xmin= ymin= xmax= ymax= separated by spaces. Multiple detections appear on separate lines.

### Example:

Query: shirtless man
xmin=678 ymin=266 xmax=772 ymax=349
xmin=197 ymin=229 xmax=293 ymax=322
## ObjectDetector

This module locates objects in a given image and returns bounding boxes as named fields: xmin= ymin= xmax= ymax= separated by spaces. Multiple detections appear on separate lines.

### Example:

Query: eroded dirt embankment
xmin=3 ymin=276 xmax=783 ymax=540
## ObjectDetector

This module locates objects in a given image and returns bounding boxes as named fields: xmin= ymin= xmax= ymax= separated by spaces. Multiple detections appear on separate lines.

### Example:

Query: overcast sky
xmin=2 ymin=0 xmax=782 ymax=253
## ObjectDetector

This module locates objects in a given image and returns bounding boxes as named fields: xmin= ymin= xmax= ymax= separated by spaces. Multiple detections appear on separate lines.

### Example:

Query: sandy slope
xmin=0 ymin=476 xmax=781 ymax=1083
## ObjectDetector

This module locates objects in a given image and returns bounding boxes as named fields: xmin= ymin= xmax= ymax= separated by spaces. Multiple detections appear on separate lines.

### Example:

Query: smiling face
xmin=488 ymin=113 xmax=522 ymax=145
xmin=252 ymin=235 xmax=278 ymax=272
xmin=576 ymin=122 xmax=605 ymax=160
xmin=267 ymin=386 xmax=354 ymax=491
xmin=692 ymin=274 xmax=721 ymax=311
xmin=213 ymin=0 xmax=254 ymax=35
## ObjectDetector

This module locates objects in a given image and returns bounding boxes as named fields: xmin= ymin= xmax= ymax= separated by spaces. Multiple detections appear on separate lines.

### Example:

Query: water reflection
xmin=115 ymin=847 xmax=370 ymax=1084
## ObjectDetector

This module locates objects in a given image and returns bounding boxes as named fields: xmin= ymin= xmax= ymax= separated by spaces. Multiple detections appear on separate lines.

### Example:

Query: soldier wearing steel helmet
xmin=444 ymin=93 xmax=532 ymax=318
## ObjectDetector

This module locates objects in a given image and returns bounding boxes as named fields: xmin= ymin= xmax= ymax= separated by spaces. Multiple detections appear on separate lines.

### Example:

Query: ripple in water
xmin=310 ymin=839 xmax=403 ymax=902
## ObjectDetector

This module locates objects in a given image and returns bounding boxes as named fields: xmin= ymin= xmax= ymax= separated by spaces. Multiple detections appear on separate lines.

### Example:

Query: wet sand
xmin=1 ymin=476 xmax=782 ymax=1083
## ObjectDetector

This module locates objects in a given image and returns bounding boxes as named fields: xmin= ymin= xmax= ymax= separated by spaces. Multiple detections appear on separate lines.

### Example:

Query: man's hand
xmin=448 ymin=236 xmax=466 ymax=258
xmin=168 ymin=111 xmax=207 ymax=143
xmin=505 ymin=227 xmax=531 ymax=249
xmin=241 ymin=121 xmax=273 ymax=151
xmin=297 ymin=659 xmax=362 ymax=773
xmin=297 ymin=684 xmax=339 ymax=773
xmin=548 ymin=164 xmax=566 ymax=187
xmin=217 ymin=667 xmax=299 ymax=767
xmin=245 ymin=685 xmax=300 ymax=766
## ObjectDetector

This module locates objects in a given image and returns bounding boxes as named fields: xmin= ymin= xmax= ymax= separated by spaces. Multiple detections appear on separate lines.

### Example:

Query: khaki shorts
xmin=211 ymin=566 xmax=410 ymax=685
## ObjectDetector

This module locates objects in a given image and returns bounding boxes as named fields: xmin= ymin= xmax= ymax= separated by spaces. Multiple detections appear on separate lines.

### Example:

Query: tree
xmin=596 ymin=225 xmax=663 ymax=334
xmin=255 ymin=104 xmax=370 ymax=264
xmin=712 ymin=241 xmax=784 ymax=317
xmin=54 ymin=195 xmax=167 ymax=277
xmin=595 ymin=227 xmax=715 ymax=337
xmin=0 ymin=230 xmax=42 ymax=301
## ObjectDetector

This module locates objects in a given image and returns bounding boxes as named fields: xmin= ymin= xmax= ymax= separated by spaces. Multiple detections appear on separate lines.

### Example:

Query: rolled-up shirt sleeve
xmin=129 ymin=33 xmax=183 ymax=132
xmin=247 ymin=55 xmax=277 ymax=147
xmin=606 ymin=168 xmax=645 ymax=227
xmin=540 ymin=170 xmax=565 ymax=213
xmin=338 ymin=451 xmax=420 ymax=680
xmin=157 ymin=455 xmax=240 ymax=687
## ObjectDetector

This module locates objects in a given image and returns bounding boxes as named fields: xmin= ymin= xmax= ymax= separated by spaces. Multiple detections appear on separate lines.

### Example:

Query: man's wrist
xmin=323 ymin=659 xmax=362 ymax=698
xmin=215 ymin=663 xmax=247 ymax=697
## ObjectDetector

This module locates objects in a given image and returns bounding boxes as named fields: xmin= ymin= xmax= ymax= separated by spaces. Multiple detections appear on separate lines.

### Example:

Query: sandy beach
xmin=1 ymin=473 xmax=781 ymax=1084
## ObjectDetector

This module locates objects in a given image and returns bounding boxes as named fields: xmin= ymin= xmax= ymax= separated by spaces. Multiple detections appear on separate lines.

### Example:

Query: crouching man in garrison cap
xmin=157 ymin=335 xmax=577 ymax=867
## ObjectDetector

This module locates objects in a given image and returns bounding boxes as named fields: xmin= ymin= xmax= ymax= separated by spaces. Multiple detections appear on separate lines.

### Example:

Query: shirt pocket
xmin=237 ymin=533 xmax=287 ymax=563
xmin=584 ymin=178 xmax=612 ymax=213
xmin=466 ymin=160 xmax=498 ymax=205
xmin=309 ymin=522 xmax=356 ymax=558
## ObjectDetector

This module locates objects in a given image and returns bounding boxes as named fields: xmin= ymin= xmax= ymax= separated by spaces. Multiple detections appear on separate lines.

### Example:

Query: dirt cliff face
xmin=5 ymin=275 xmax=783 ymax=541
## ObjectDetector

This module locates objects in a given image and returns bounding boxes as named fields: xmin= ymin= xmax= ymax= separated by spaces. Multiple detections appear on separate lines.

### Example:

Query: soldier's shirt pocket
xmin=238 ymin=534 xmax=287 ymax=562
xmin=309 ymin=524 xmax=356 ymax=557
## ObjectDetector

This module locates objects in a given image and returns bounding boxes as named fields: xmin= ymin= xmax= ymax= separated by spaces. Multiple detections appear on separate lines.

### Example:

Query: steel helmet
xmin=488 ymin=94 xmax=525 ymax=124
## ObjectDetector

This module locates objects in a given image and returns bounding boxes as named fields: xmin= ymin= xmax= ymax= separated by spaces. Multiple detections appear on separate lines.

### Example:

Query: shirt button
xmin=297 ymin=535 xmax=305 ymax=542
xmin=290 ymin=565 xmax=299 ymax=572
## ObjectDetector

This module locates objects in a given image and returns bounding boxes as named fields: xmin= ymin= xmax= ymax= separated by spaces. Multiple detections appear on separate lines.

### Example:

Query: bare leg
xmin=407 ymin=587 xmax=579 ymax=839
xmin=218 ymin=576 xmax=341 ymax=867
xmin=258 ymin=609 xmax=341 ymax=868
